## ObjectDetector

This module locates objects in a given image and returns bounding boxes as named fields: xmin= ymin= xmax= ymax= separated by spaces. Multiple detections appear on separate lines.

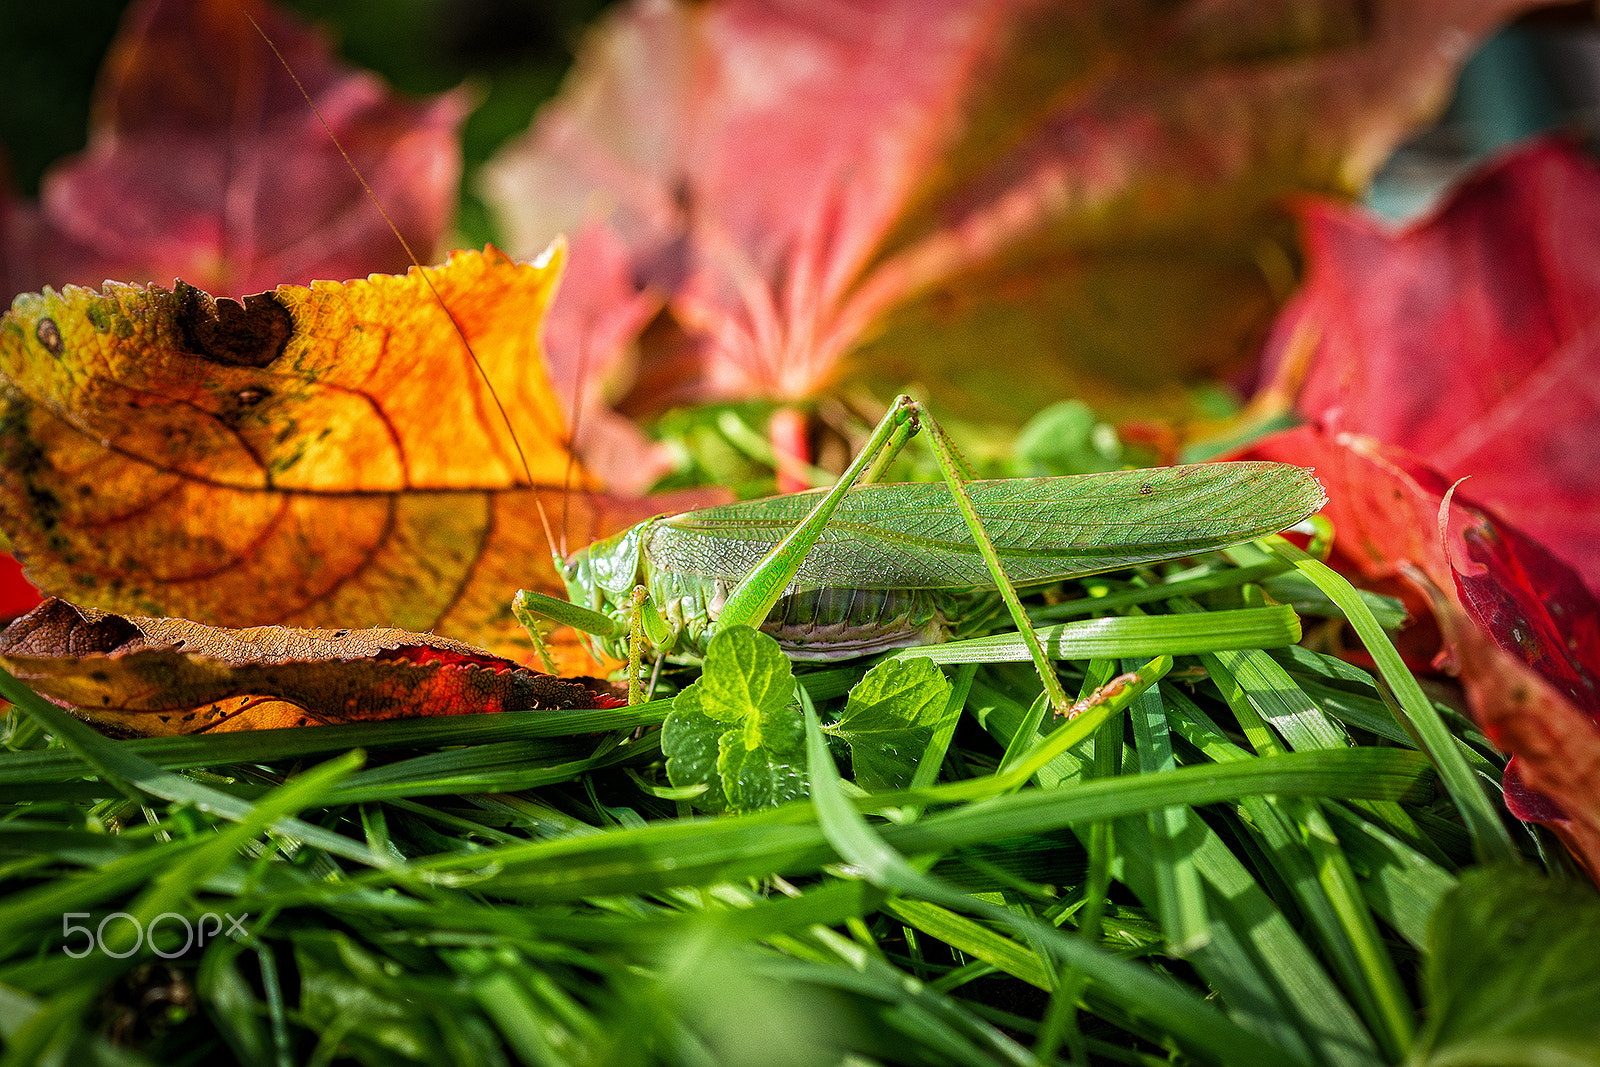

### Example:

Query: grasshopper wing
xmin=647 ymin=462 xmax=1325 ymax=590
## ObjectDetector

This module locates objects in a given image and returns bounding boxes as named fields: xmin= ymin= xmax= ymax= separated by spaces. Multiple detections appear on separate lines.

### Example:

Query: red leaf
xmin=1258 ymin=138 xmax=1600 ymax=599
xmin=3 ymin=0 xmax=467 ymax=302
xmin=1448 ymin=505 xmax=1600 ymax=841
xmin=1453 ymin=507 xmax=1600 ymax=719
xmin=1246 ymin=140 xmax=1600 ymax=876
xmin=1412 ymin=568 xmax=1600 ymax=885
xmin=0 ymin=598 xmax=623 ymax=735
xmin=0 ymin=553 xmax=43 ymax=623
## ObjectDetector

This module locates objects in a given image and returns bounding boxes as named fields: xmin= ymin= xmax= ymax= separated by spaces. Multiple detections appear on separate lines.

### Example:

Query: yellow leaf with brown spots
xmin=0 ymin=247 xmax=692 ymax=670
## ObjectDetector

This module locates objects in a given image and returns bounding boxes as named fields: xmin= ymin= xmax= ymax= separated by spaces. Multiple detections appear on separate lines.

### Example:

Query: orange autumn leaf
xmin=0 ymin=248 xmax=694 ymax=668
xmin=0 ymin=598 xmax=621 ymax=736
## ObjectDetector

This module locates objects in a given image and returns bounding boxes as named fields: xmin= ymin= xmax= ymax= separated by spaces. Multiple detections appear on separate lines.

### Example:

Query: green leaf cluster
xmin=663 ymin=626 xmax=806 ymax=812
xmin=663 ymin=627 xmax=956 ymax=810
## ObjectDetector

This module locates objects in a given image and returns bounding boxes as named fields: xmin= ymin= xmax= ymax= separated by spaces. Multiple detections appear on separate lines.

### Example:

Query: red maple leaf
xmin=1255 ymin=138 xmax=1600 ymax=598
xmin=483 ymin=0 xmax=1541 ymax=437
xmin=1245 ymin=139 xmax=1600 ymax=873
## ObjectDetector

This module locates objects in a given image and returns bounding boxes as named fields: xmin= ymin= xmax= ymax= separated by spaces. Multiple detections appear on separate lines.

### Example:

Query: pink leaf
xmin=483 ymin=0 xmax=1541 ymax=431
xmin=3 ymin=0 xmax=468 ymax=302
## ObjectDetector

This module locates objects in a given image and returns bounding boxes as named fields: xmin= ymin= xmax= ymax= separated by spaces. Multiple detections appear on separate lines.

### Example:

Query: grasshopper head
xmin=560 ymin=523 xmax=650 ymax=619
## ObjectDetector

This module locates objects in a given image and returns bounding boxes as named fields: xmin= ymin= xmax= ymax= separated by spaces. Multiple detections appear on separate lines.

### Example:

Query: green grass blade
xmin=885 ymin=745 xmax=1431 ymax=823
xmin=1127 ymin=673 xmax=1210 ymax=956
xmin=801 ymin=697 xmax=1306 ymax=1066
xmin=900 ymin=605 xmax=1300 ymax=664
xmin=882 ymin=897 xmax=1052 ymax=990
xmin=1030 ymin=560 xmax=1291 ymax=622
xmin=317 ymin=735 xmax=657 ymax=804
xmin=0 ymin=669 xmax=385 ymax=868
xmin=1257 ymin=538 xmax=1518 ymax=864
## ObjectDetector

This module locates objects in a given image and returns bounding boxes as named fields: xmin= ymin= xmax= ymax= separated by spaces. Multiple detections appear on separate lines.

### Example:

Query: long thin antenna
xmin=531 ymin=491 xmax=563 ymax=570
xmin=246 ymin=12 xmax=535 ymax=490
xmin=557 ymin=336 xmax=594 ymax=559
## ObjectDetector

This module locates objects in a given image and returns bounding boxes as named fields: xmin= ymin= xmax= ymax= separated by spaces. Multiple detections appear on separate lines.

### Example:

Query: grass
xmin=1 ymin=522 xmax=1569 ymax=1067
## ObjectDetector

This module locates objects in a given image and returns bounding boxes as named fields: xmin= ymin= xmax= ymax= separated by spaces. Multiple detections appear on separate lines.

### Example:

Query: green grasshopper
xmin=515 ymin=395 xmax=1326 ymax=713
xmin=238 ymin=17 xmax=1323 ymax=717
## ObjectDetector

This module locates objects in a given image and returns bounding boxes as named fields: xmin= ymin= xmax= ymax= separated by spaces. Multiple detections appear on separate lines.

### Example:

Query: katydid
xmin=515 ymin=396 xmax=1326 ymax=713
